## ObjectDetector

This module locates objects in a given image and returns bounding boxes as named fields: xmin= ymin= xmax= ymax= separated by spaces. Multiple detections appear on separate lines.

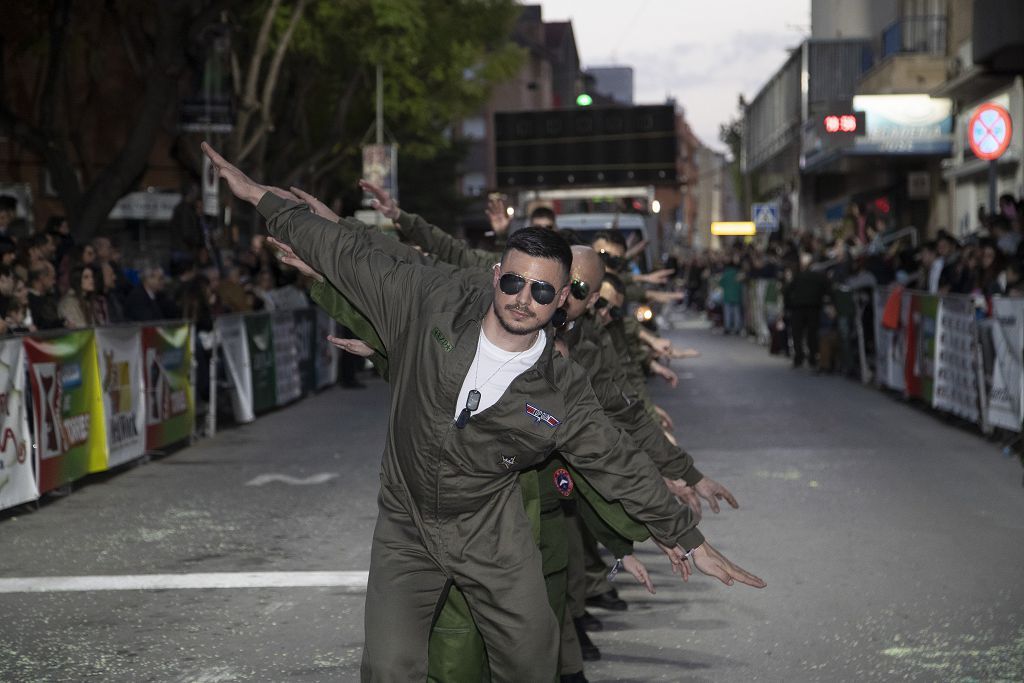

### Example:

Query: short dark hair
xmin=529 ymin=206 xmax=556 ymax=225
xmin=503 ymin=227 xmax=572 ymax=278
xmin=593 ymin=230 xmax=627 ymax=251
xmin=601 ymin=272 xmax=626 ymax=295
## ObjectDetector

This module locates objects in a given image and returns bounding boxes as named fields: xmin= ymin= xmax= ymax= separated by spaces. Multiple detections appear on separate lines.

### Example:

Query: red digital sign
xmin=824 ymin=114 xmax=859 ymax=134
xmin=821 ymin=111 xmax=865 ymax=137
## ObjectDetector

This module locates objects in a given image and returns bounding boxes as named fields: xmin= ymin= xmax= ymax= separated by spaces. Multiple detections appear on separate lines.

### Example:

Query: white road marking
xmin=244 ymin=472 xmax=339 ymax=486
xmin=0 ymin=571 xmax=368 ymax=593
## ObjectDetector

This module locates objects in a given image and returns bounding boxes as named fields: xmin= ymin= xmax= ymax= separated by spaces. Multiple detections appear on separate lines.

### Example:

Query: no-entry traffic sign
xmin=968 ymin=103 xmax=1012 ymax=161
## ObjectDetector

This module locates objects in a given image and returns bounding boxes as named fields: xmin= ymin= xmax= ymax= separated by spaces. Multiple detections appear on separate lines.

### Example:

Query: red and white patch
xmin=553 ymin=468 xmax=574 ymax=497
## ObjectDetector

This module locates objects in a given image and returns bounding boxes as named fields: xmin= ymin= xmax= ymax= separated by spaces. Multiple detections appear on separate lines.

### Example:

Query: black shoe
xmin=573 ymin=618 xmax=601 ymax=661
xmin=585 ymin=589 xmax=627 ymax=611
xmin=560 ymin=672 xmax=589 ymax=683
xmin=579 ymin=610 xmax=603 ymax=632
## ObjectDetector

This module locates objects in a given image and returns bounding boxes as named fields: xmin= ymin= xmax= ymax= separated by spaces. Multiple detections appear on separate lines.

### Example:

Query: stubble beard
xmin=494 ymin=301 xmax=547 ymax=336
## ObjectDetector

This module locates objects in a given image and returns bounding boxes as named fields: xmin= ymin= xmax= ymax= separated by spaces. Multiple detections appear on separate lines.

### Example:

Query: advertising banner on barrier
xmin=216 ymin=315 xmax=254 ymax=423
xmin=873 ymin=288 xmax=906 ymax=391
xmin=0 ymin=339 xmax=37 ymax=511
xmin=987 ymin=298 xmax=1024 ymax=431
xmin=904 ymin=294 xmax=938 ymax=402
xmin=933 ymin=297 xmax=980 ymax=422
xmin=95 ymin=328 xmax=145 ymax=467
xmin=315 ymin=308 xmax=338 ymax=389
xmin=272 ymin=311 xmax=301 ymax=406
xmin=294 ymin=309 xmax=317 ymax=395
xmin=246 ymin=313 xmax=277 ymax=414
xmin=143 ymin=324 xmax=194 ymax=449
xmin=24 ymin=331 xmax=107 ymax=493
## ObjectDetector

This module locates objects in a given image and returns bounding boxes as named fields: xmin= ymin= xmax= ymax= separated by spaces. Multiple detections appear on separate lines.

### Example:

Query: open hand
xmin=649 ymin=360 xmax=678 ymax=388
xmin=694 ymin=477 xmax=739 ymax=514
xmin=290 ymin=186 xmax=340 ymax=222
xmin=621 ymin=555 xmax=655 ymax=594
xmin=358 ymin=179 xmax=400 ymax=220
xmin=486 ymin=195 xmax=512 ymax=235
xmin=266 ymin=237 xmax=322 ymax=282
xmin=327 ymin=336 xmax=374 ymax=358
xmin=691 ymin=541 xmax=766 ymax=588
xmin=201 ymin=142 xmax=266 ymax=206
xmin=663 ymin=477 xmax=702 ymax=517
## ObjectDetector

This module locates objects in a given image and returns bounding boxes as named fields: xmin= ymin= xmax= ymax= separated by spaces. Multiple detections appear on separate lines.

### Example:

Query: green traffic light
xmin=576 ymin=93 xmax=593 ymax=106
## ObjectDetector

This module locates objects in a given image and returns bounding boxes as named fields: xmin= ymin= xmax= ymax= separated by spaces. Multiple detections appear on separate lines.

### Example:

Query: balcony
xmin=881 ymin=15 xmax=947 ymax=60
xmin=859 ymin=16 xmax=948 ymax=95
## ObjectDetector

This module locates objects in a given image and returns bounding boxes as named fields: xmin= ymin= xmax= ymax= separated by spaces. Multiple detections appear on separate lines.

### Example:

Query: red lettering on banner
xmin=1 ymin=427 xmax=26 ymax=464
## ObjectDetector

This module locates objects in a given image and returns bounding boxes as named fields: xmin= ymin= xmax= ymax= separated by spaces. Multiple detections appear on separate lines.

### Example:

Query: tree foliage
xmin=1 ymin=0 xmax=523 ymax=238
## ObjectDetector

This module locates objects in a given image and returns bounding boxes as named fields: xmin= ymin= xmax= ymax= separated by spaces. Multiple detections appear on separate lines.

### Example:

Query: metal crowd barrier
xmin=0 ymin=300 xmax=341 ymax=514
xmin=739 ymin=278 xmax=1024 ymax=436
xmin=0 ymin=320 xmax=195 ymax=512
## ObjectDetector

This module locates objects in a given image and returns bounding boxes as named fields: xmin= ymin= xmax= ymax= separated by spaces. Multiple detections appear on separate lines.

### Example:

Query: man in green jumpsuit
xmin=203 ymin=142 xmax=765 ymax=683
xmin=288 ymin=214 xmax=650 ymax=682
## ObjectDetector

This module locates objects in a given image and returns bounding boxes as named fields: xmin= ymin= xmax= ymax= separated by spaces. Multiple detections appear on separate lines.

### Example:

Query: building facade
xmin=743 ymin=0 xmax=1023 ymax=241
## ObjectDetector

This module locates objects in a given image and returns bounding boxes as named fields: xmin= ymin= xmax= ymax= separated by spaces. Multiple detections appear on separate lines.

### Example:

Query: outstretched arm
xmin=204 ymin=142 xmax=448 ymax=350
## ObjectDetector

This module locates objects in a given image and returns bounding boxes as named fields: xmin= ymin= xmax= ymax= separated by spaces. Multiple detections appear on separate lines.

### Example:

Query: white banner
xmin=0 ymin=339 xmax=37 ymax=511
xmin=272 ymin=311 xmax=302 ymax=406
xmin=987 ymin=298 xmax=1024 ymax=431
xmin=215 ymin=315 xmax=254 ymax=423
xmin=933 ymin=297 xmax=980 ymax=422
xmin=96 ymin=328 xmax=146 ymax=467
xmin=315 ymin=308 xmax=338 ymax=389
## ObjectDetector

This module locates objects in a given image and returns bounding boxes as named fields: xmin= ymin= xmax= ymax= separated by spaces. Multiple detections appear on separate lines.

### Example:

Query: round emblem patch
xmin=553 ymin=468 xmax=574 ymax=497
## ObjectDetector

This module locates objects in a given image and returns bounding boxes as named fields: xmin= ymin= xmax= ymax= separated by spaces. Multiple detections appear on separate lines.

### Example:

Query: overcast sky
xmin=540 ymin=0 xmax=810 ymax=151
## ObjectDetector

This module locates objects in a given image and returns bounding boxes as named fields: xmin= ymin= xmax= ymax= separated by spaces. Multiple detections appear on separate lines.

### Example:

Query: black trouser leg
xmin=789 ymin=309 xmax=807 ymax=366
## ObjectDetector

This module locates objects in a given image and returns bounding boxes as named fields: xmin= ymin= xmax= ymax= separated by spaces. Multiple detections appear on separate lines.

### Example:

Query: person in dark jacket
xmin=783 ymin=255 xmax=832 ymax=369
xmin=124 ymin=264 xmax=177 ymax=322
xmin=27 ymin=262 xmax=63 ymax=330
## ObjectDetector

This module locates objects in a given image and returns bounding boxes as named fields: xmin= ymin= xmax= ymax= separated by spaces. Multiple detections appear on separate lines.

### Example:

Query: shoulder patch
xmin=553 ymin=468 xmax=574 ymax=497
xmin=431 ymin=327 xmax=454 ymax=352
xmin=525 ymin=402 xmax=561 ymax=428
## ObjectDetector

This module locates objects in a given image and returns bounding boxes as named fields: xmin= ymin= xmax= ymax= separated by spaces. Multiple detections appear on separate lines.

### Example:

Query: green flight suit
xmin=267 ymin=201 xmax=706 ymax=683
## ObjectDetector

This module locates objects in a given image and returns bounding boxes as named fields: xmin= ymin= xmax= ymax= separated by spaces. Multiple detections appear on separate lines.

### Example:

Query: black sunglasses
xmin=598 ymin=251 xmax=626 ymax=271
xmin=593 ymin=297 xmax=622 ymax=320
xmin=570 ymin=279 xmax=590 ymax=301
xmin=498 ymin=272 xmax=558 ymax=305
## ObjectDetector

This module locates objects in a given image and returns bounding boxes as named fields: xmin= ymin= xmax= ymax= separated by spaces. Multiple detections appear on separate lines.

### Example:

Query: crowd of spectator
xmin=0 ymin=193 xmax=296 ymax=338
xmin=669 ymin=192 xmax=1024 ymax=371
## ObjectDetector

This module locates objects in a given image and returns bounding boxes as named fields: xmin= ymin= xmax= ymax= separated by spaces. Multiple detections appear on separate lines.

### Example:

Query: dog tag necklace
xmin=455 ymin=333 xmax=529 ymax=429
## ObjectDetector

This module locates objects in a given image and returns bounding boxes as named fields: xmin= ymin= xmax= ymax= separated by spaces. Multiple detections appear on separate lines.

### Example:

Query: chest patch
xmin=525 ymin=402 xmax=561 ymax=428
xmin=431 ymin=327 xmax=454 ymax=352
xmin=553 ymin=468 xmax=574 ymax=497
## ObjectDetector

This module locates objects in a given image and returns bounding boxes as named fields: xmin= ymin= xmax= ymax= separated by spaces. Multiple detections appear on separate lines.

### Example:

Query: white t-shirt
xmin=454 ymin=328 xmax=546 ymax=419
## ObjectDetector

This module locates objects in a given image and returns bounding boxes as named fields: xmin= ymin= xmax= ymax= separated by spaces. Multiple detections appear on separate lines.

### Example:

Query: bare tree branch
xmin=234 ymin=0 xmax=281 ymax=154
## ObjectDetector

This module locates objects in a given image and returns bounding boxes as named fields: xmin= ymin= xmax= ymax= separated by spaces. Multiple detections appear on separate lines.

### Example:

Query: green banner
xmin=143 ymin=324 xmax=194 ymax=450
xmin=24 ymin=331 xmax=107 ymax=493
xmin=246 ymin=314 xmax=277 ymax=414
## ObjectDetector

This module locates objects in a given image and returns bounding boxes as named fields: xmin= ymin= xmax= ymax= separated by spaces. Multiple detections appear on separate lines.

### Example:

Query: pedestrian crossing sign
xmin=752 ymin=203 xmax=780 ymax=231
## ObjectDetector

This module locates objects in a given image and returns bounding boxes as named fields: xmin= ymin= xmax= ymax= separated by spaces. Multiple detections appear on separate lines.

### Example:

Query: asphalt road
xmin=1 ymin=320 xmax=1022 ymax=682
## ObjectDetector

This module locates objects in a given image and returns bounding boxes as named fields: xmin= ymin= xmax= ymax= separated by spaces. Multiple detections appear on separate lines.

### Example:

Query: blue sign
xmin=752 ymin=203 xmax=780 ymax=230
